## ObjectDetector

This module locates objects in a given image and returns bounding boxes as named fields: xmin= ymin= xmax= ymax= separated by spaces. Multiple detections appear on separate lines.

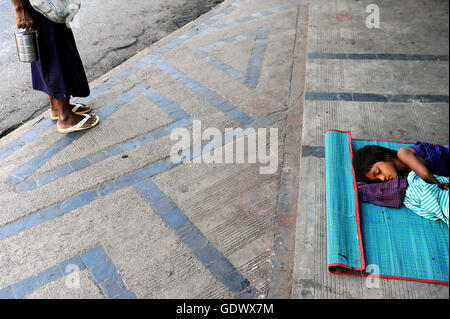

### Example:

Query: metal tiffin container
xmin=14 ymin=29 xmax=39 ymax=63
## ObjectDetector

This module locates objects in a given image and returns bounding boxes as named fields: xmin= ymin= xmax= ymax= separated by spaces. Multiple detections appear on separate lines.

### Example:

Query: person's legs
xmin=49 ymin=95 xmax=98 ymax=130
xmin=49 ymin=96 xmax=58 ymax=119
xmin=48 ymin=96 xmax=91 ymax=119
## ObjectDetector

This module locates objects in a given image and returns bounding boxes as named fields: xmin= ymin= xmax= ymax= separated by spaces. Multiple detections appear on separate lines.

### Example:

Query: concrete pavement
xmin=292 ymin=0 xmax=449 ymax=299
xmin=0 ymin=0 xmax=225 ymax=139
xmin=0 ymin=0 xmax=448 ymax=299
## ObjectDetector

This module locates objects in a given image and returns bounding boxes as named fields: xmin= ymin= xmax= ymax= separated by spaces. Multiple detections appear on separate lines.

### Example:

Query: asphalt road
xmin=0 ymin=0 xmax=224 ymax=138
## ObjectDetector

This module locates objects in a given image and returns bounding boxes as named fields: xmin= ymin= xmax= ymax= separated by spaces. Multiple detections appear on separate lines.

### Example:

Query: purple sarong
xmin=25 ymin=0 xmax=90 ymax=100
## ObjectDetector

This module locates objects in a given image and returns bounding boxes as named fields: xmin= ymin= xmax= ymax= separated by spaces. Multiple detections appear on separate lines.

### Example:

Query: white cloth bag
xmin=29 ymin=0 xmax=81 ymax=24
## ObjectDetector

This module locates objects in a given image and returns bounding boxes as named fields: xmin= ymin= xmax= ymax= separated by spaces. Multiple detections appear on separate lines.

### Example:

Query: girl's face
xmin=365 ymin=160 xmax=398 ymax=182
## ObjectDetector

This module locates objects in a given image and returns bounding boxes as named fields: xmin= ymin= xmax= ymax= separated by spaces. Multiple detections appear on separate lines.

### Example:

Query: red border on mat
xmin=331 ymin=270 xmax=449 ymax=285
xmin=326 ymin=130 xmax=366 ymax=273
xmin=353 ymin=138 xmax=448 ymax=146
xmin=325 ymin=129 xmax=449 ymax=285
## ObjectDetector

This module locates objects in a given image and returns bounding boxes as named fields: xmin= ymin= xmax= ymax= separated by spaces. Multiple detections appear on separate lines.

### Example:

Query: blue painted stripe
xmin=305 ymin=92 xmax=449 ymax=103
xmin=90 ymin=259 xmax=119 ymax=283
xmin=58 ymin=255 xmax=87 ymax=275
xmin=302 ymin=146 xmax=325 ymax=158
xmin=213 ymin=2 xmax=298 ymax=31
xmin=308 ymin=52 xmax=450 ymax=61
xmin=12 ymin=137 xmax=74 ymax=181
xmin=0 ymin=119 xmax=54 ymax=161
xmin=142 ymin=88 xmax=191 ymax=119
xmin=0 ymin=286 xmax=15 ymax=299
xmin=0 ymin=107 xmax=283 ymax=299
xmin=0 ymin=111 xmax=283 ymax=241
xmin=99 ymin=274 xmax=133 ymax=299
xmin=0 ymin=0 xmax=284 ymax=162
xmin=203 ymin=0 xmax=244 ymax=26
xmin=15 ymin=88 xmax=194 ymax=193
xmin=74 ymin=0 xmax=245 ymax=106
xmin=95 ymin=82 xmax=150 ymax=121
xmin=134 ymin=180 xmax=258 ymax=296
xmin=15 ymin=177 xmax=38 ymax=193
xmin=10 ymin=83 xmax=150 ymax=186
xmin=3 ymin=187 xmax=258 ymax=298
xmin=192 ymin=26 xmax=270 ymax=89
xmin=36 ymin=265 xmax=63 ymax=287
xmin=23 ymin=117 xmax=191 ymax=192
xmin=245 ymin=26 xmax=270 ymax=89
xmin=1 ymin=167 xmax=169 ymax=240
xmin=80 ymin=245 xmax=109 ymax=267
xmin=0 ymin=246 xmax=135 ymax=299
xmin=35 ymin=164 xmax=75 ymax=186
xmin=77 ymin=77 xmax=122 ymax=105
xmin=192 ymin=49 xmax=247 ymax=82
xmin=11 ymin=276 xmax=40 ymax=299
xmin=153 ymin=58 xmax=253 ymax=125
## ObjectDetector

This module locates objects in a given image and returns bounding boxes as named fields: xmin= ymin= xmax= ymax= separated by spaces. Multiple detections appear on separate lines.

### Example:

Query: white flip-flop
xmin=57 ymin=114 xmax=99 ymax=134
xmin=50 ymin=103 xmax=92 ymax=121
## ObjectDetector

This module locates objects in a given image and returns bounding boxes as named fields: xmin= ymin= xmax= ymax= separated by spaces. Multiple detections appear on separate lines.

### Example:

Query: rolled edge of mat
xmin=325 ymin=130 xmax=366 ymax=273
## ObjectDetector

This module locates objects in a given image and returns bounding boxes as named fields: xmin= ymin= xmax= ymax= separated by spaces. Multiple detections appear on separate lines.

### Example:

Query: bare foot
xmin=50 ymin=96 xmax=99 ymax=133
xmin=49 ymin=96 xmax=91 ymax=119
xmin=50 ymin=103 xmax=91 ymax=119
xmin=57 ymin=113 xmax=99 ymax=130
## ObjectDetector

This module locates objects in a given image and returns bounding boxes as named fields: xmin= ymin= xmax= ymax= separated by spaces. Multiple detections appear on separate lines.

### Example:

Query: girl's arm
xmin=10 ymin=0 xmax=25 ymax=9
xmin=398 ymin=147 xmax=449 ymax=190
xmin=11 ymin=0 xmax=34 ymax=30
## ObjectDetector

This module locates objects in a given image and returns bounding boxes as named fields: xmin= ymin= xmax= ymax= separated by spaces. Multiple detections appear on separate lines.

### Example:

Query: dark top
xmin=411 ymin=142 xmax=449 ymax=177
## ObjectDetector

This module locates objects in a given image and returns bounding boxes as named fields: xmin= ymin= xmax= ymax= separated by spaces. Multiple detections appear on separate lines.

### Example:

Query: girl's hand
xmin=438 ymin=183 xmax=449 ymax=191
xmin=15 ymin=7 xmax=34 ymax=30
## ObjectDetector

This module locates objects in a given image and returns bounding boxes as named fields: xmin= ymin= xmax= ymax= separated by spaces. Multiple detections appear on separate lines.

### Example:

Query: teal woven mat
xmin=325 ymin=130 xmax=449 ymax=284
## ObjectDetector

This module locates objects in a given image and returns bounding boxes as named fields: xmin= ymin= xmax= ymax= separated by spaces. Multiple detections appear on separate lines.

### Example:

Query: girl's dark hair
xmin=353 ymin=145 xmax=398 ymax=181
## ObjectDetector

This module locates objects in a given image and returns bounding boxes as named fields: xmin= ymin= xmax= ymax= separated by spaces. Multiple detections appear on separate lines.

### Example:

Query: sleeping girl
xmin=353 ymin=142 xmax=449 ymax=226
